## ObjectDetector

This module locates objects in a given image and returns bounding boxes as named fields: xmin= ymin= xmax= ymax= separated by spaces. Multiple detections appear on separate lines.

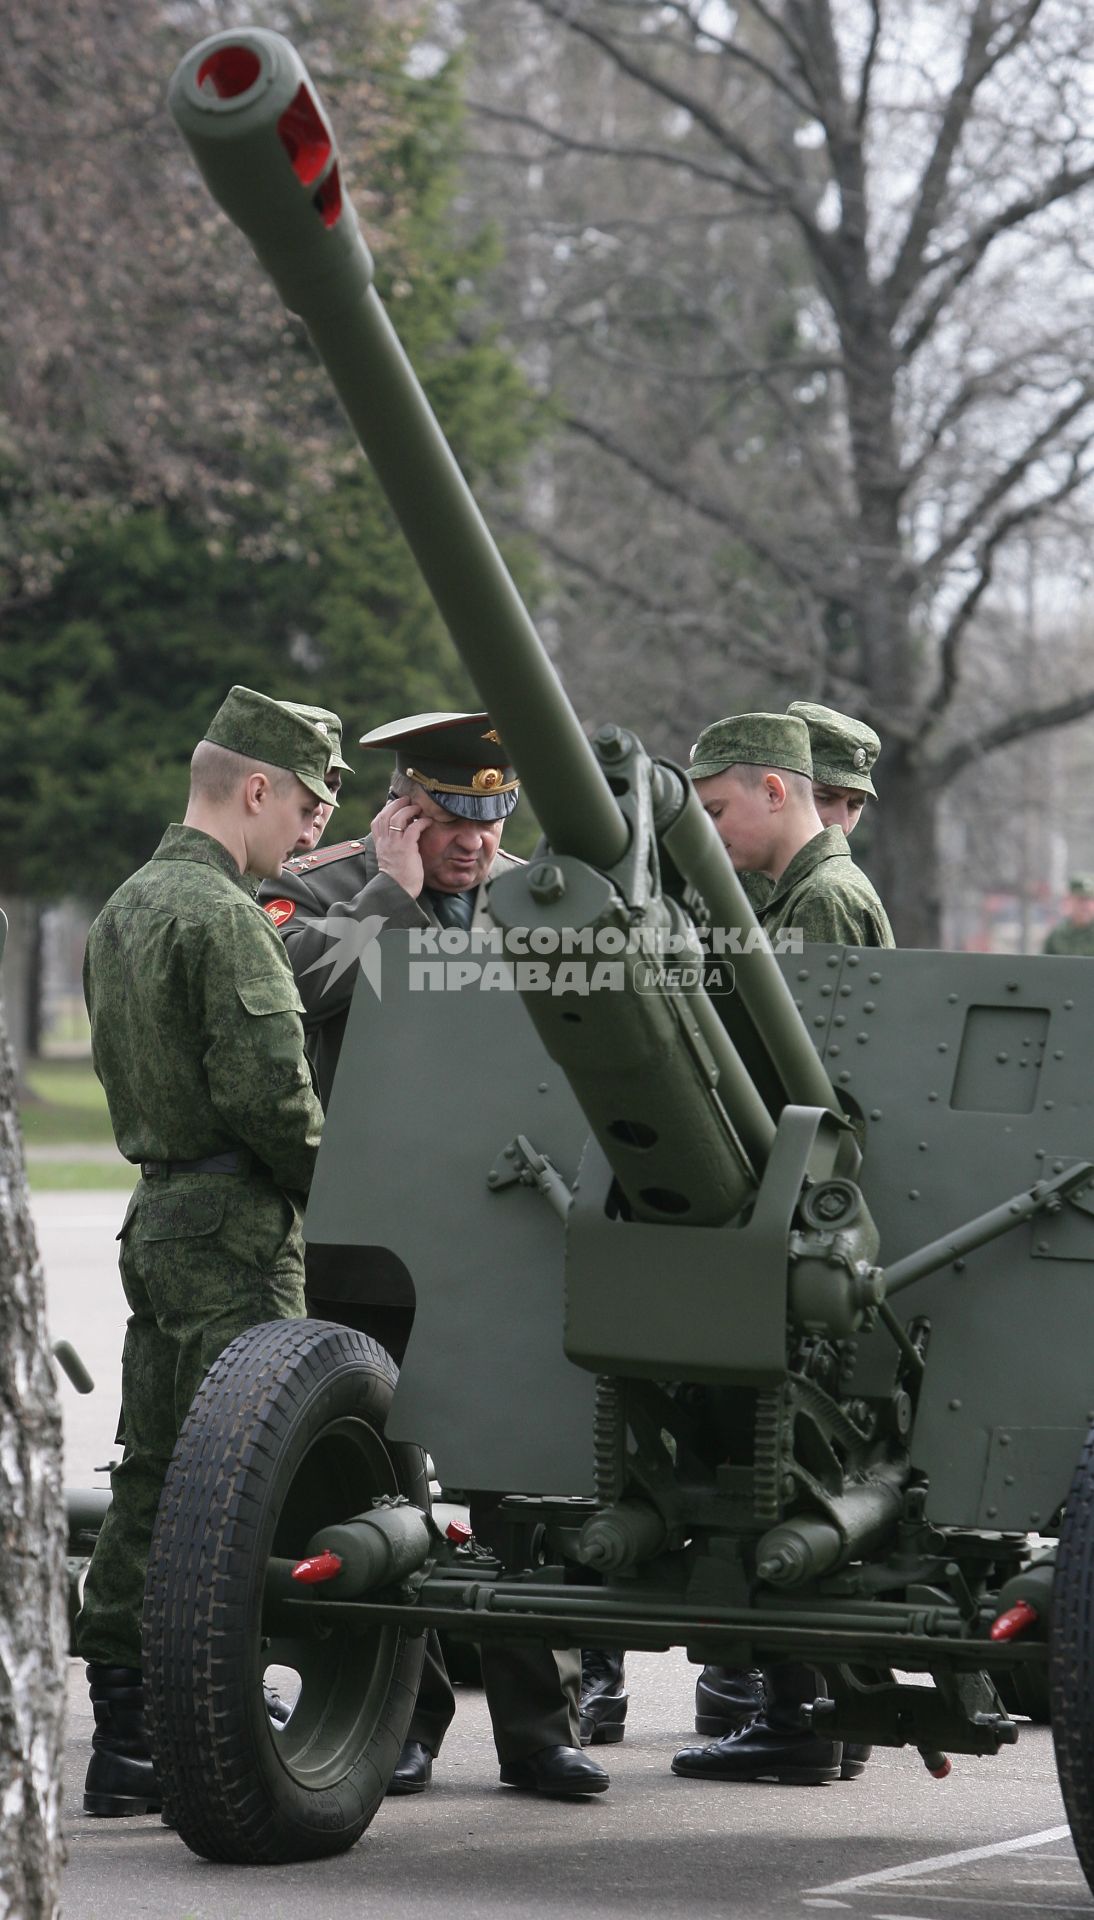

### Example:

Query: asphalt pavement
xmin=36 ymin=1190 xmax=1094 ymax=1920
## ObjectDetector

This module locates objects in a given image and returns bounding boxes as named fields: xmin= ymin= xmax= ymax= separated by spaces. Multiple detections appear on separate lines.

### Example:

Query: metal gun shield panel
xmin=305 ymin=931 xmax=597 ymax=1492
xmin=789 ymin=945 xmax=1094 ymax=1530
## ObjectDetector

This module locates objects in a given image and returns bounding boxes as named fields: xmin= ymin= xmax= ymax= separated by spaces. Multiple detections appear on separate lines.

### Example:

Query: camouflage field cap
xmin=788 ymin=700 xmax=879 ymax=798
xmin=278 ymin=700 xmax=353 ymax=774
xmin=204 ymin=686 xmax=339 ymax=807
xmin=359 ymin=710 xmax=519 ymax=821
xmin=688 ymin=712 xmax=812 ymax=782
xmin=1069 ymin=873 xmax=1094 ymax=897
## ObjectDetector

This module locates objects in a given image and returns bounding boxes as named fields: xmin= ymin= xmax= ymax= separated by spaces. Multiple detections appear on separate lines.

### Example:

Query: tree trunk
xmin=0 ymin=1004 xmax=66 ymax=1920
xmin=0 ymin=898 xmax=42 ymax=1094
xmin=870 ymin=744 xmax=943 ymax=948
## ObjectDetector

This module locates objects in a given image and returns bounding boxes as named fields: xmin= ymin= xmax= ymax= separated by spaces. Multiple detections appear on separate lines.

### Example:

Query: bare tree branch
xmin=465 ymin=94 xmax=770 ymax=197
xmin=854 ymin=0 xmax=882 ymax=135
xmin=929 ymin=684 xmax=1094 ymax=783
xmin=526 ymin=0 xmax=815 ymax=216
xmin=898 ymin=157 xmax=1094 ymax=358
xmin=923 ymin=449 xmax=1094 ymax=732
xmin=923 ymin=386 xmax=1094 ymax=579
xmin=653 ymin=0 xmax=819 ymax=124
xmin=563 ymin=412 xmax=843 ymax=600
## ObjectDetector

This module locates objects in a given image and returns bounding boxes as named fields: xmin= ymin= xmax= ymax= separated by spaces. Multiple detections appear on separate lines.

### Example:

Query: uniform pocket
xmin=138 ymin=1186 xmax=227 ymax=1243
xmin=236 ymin=973 xmax=305 ymax=1018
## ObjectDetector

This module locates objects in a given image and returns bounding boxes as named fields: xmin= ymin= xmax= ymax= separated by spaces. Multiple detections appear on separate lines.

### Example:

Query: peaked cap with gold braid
xmin=358 ymin=711 xmax=519 ymax=821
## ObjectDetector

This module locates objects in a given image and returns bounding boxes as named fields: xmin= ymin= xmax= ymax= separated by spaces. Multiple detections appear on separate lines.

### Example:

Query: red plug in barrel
xmin=291 ymin=1548 xmax=343 ymax=1584
xmin=991 ymin=1599 xmax=1038 ymax=1641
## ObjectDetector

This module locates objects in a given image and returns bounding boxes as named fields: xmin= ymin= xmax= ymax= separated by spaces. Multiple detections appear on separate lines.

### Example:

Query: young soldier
xmin=733 ymin=701 xmax=883 ymax=915
xmin=278 ymin=700 xmax=353 ymax=852
xmin=77 ymin=687 xmax=333 ymax=1817
xmin=670 ymin=711 xmax=891 ymax=1787
xmin=690 ymin=711 xmax=893 ymax=948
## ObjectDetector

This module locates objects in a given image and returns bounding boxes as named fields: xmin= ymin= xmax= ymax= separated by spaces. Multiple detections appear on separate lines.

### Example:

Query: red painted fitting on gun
xmin=291 ymin=1549 xmax=343 ymax=1584
xmin=990 ymin=1598 xmax=1038 ymax=1641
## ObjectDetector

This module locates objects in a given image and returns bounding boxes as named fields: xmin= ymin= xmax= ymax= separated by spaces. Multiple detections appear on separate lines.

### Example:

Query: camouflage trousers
xmin=75 ymin=1170 xmax=306 ymax=1669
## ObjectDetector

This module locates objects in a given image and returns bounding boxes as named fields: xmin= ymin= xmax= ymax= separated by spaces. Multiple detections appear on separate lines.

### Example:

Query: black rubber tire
xmin=142 ymin=1318 xmax=427 ymax=1863
xmin=1051 ymin=1425 xmax=1094 ymax=1893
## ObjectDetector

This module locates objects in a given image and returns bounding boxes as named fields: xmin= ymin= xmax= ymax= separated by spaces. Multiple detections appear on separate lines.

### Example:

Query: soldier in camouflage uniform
xmin=734 ymin=701 xmax=883 ymax=916
xmin=689 ymin=712 xmax=893 ymax=949
xmin=76 ymin=686 xmax=333 ymax=1818
xmin=258 ymin=712 xmax=608 ymax=1802
xmin=1043 ymin=875 xmax=1094 ymax=956
xmin=670 ymin=711 xmax=891 ymax=1787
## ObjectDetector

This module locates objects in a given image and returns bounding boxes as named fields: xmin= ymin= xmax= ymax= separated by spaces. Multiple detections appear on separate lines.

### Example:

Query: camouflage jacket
xmin=257 ymin=835 xmax=522 ymax=1106
xmin=1043 ymin=920 xmax=1094 ymax=957
xmin=761 ymin=826 xmax=895 ymax=949
xmin=84 ymin=824 xmax=323 ymax=1195
xmin=738 ymin=870 xmax=774 ymax=915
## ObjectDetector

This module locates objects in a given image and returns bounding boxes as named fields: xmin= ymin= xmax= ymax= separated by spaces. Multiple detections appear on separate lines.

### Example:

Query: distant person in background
xmin=1043 ymin=876 xmax=1094 ymax=955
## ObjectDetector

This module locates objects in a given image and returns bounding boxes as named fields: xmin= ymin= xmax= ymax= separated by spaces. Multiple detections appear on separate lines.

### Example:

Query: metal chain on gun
xmin=753 ymin=1387 xmax=784 ymax=1525
xmin=593 ymin=1376 xmax=627 ymax=1505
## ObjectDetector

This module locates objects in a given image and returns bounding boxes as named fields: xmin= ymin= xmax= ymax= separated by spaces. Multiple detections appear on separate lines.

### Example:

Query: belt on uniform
xmin=140 ymin=1151 xmax=245 ymax=1179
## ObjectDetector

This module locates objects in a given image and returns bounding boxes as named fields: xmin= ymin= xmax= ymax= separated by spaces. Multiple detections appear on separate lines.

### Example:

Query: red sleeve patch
xmin=264 ymin=898 xmax=296 ymax=928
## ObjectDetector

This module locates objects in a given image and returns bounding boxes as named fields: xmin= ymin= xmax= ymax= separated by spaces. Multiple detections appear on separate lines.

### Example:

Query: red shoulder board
xmin=282 ymin=838 xmax=370 ymax=874
xmin=264 ymin=898 xmax=296 ymax=927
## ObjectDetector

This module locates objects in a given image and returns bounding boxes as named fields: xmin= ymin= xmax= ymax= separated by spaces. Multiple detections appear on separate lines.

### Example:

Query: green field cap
xmin=688 ymin=712 xmax=812 ymax=782
xmin=205 ymin=685 xmax=339 ymax=806
xmin=359 ymin=710 xmax=519 ymax=821
xmin=1069 ymin=873 xmax=1094 ymax=897
xmin=788 ymin=700 xmax=879 ymax=798
xmin=278 ymin=700 xmax=353 ymax=773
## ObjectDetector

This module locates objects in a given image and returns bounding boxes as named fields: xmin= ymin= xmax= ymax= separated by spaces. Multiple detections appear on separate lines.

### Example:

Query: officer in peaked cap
xmin=76 ymin=685 xmax=329 ymax=1819
xmin=1043 ymin=874 xmax=1094 ymax=955
xmin=277 ymin=701 xmax=353 ymax=856
xmin=257 ymin=710 xmax=608 ymax=1803
xmin=258 ymin=711 xmax=523 ymax=1101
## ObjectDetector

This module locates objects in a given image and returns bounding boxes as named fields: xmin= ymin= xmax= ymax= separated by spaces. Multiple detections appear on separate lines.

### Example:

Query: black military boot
xmin=672 ymin=1662 xmax=841 ymax=1784
xmin=83 ymin=1664 xmax=163 ymax=1817
xmin=693 ymin=1663 xmax=765 ymax=1735
xmin=579 ymin=1648 xmax=628 ymax=1746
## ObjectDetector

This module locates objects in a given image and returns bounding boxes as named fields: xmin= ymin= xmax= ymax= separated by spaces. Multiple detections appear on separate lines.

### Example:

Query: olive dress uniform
xmin=258 ymin=716 xmax=589 ymax=1785
xmin=77 ymin=688 xmax=333 ymax=1816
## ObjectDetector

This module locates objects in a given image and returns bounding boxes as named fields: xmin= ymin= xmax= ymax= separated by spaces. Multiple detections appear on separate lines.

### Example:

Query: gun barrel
xmin=169 ymin=30 xmax=627 ymax=872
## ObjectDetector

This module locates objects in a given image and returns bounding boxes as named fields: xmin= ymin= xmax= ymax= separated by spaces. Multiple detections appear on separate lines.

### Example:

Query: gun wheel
xmin=142 ymin=1318 xmax=426 ymax=1863
xmin=1050 ymin=1422 xmax=1094 ymax=1892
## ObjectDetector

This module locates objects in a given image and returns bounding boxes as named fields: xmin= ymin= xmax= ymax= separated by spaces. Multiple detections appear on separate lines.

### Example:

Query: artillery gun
xmin=147 ymin=27 xmax=1094 ymax=1877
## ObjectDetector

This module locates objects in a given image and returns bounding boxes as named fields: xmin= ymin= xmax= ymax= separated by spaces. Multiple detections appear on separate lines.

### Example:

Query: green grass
xmin=27 ymin=1160 xmax=138 ymax=1192
xmin=18 ymin=1056 xmax=134 ymax=1189
xmin=19 ymin=1057 xmax=114 ymax=1147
